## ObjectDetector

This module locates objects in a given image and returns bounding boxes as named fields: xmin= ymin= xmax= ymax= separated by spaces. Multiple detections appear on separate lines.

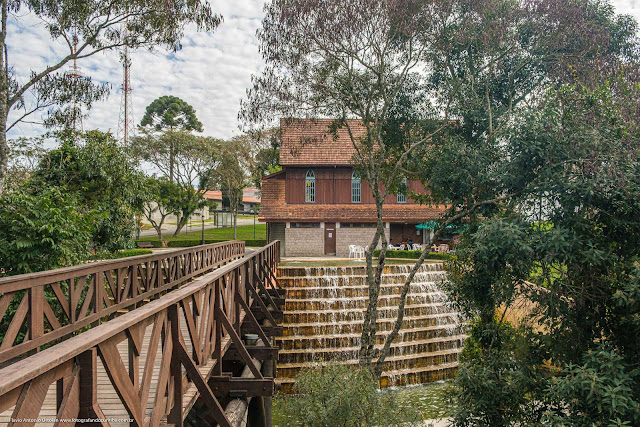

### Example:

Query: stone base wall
xmin=284 ymin=228 xmax=325 ymax=256
xmin=335 ymin=227 xmax=390 ymax=257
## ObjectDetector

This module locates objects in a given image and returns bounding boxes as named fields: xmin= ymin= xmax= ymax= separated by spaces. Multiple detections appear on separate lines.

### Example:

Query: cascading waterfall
xmin=276 ymin=262 xmax=466 ymax=392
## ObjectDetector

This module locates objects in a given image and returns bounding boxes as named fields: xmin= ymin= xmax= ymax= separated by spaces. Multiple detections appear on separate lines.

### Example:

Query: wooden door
xmin=324 ymin=223 xmax=336 ymax=255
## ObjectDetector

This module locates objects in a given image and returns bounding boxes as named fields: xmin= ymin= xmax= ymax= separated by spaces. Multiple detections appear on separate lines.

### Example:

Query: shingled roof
xmin=280 ymin=118 xmax=367 ymax=166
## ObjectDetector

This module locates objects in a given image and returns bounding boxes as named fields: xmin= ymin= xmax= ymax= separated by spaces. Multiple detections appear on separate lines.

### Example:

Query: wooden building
xmin=259 ymin=118 xmax=447 ymax=257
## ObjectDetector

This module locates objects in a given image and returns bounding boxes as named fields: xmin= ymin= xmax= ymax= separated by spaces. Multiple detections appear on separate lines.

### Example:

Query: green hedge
xmin=135 ymin=239 xmax=267 ymax=248
xmin=90 ymin=248 xmax=153 ymax=260
xmin=373 ymin=249 xmax=452 ymax=260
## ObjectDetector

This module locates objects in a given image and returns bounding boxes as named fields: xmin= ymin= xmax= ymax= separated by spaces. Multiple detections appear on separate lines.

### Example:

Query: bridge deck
xmin=0 ymin=307 xmax=210 ymax=426
xmin=0 ymin=241 xmax=283 ymax=427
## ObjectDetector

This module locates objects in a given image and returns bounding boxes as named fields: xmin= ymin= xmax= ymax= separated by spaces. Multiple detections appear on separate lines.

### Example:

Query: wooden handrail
xmin=0 ymin=241 xmax=245 ymax=364
xmin=0 ymin=240 xmax=282 ymax=427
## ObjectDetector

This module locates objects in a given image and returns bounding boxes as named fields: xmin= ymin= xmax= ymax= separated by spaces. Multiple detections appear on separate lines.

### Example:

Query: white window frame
xmin=351 ymin=171 xmax=361 ymax=203
xmin=397 ymin=178 xmax=407 ymax=203
xmin=305 ymin=169 xmax=315 ymax=203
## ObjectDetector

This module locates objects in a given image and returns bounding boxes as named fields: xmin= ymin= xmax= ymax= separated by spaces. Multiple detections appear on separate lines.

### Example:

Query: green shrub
xmin=279 ymin=364 xmax=420 ymax=426
xmin=90 ymin=249 xmax=153 ymax=260
xmin=0 ymin=188 xmax=92 ymax=276
xmin=372 ymin=249 xmax=452 ymax=260
xmin=135 ymin=238 xmax=267 ymax=248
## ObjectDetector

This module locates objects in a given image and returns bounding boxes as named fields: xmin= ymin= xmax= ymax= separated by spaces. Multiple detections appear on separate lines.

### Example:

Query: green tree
xmin=0 ymin=1 xmax=221 ymax=191
xmin=205 ymin=137 xmax=251 ymax=239
xmin=132 ymin=130 xmax=221 ymax=236
xmin=139 ymin=176 xmax=182 ymax=242
xmin=442 ymin=57 xmax=640 ymax=426
xmin=242 ymin=0 xmax=632 ymax=378
xmin=0 ymin=187 xmax=92 ymax=276
xmin=246 ymin=128 xmax=281 ymax=189
xmin=31 ymin=130 xmax=144 ymax=251
xmin=139 ymin=96 xmax=204 ymax=182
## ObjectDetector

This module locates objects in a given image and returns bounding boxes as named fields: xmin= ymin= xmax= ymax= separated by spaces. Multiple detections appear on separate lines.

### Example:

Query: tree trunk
xmin=359 ymin=182 xmax=387 ymax=369
xmin=173 ymin=212 xmax=188 ymax=237
xmin=169 ymin=139 xmax=174 ymax=183
xmin=0 ymin=2 xmax=9 ymax=194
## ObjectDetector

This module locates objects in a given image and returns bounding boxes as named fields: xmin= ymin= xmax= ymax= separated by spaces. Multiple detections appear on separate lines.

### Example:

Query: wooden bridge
xmin=0 ymin=241 xmax=285 ymax=427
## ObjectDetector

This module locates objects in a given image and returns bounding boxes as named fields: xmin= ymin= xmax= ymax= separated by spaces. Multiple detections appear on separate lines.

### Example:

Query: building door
xmin=324 ymin=223 xmax=336 ymax=255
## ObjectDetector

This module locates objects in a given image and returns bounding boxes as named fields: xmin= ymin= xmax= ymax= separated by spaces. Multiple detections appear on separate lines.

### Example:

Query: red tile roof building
xmin=261 ymin=118 xmax=446 ymax=257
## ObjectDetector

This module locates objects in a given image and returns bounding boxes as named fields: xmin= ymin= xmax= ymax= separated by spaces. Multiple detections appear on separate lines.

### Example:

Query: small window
xmin=305 ymin=169 xmax=315 ymax=203
xmin=397 ymin=178 xmax=407 ymax=203
xmin=341 ymin=223 xmax=375 ymax=228
xmin=351 ymin=171 xmax=361 ymax=203
xmin=291 ymin=222 xmax=320 ymax=228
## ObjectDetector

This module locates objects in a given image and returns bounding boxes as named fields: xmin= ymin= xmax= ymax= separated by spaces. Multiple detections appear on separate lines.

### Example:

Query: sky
xmin=6 ymin=0 xmax=640 ymax=143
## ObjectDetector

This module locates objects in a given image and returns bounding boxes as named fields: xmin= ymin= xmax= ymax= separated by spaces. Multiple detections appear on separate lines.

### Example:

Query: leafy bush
xmin=135 ymin=238 xmax=267 ymax=248
xmin=0 ymin=188 xmax=92 ymax=276
xmin=31 ymin=131 xmax=144 ymax=252
xmin=279 ymin=364 xmax=420 ymax=427
xmin=543 ymin=344 xmax=640 ymax=426
xmin=451 ymin=321 xmax=546 ymax=426
xmin=90 ymin=249 xmax=153 ymax=260
xmin=373 ymin=249 xmax=451 ymax=260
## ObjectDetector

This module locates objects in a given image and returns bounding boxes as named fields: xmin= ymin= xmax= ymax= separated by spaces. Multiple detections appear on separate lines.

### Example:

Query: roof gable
xmin=280 ymin=118 xmax=367 ymax=166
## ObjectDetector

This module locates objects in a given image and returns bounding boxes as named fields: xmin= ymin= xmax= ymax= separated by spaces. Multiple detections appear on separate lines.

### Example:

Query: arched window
xmin=397 ymin=178 xmax=407 ymax=203
xmin=305 ymin=169 xmax=315 ymax=203
xmin=351 ymin=171 xmax=361 ymax=203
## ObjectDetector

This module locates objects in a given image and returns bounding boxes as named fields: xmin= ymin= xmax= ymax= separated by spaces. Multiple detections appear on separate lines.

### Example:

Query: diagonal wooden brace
xmin=236 ymin=292 xmax=271 ymax=345
xmin=215 ymin=307 xmax=263 ymax=379
xmin=254 ymin=270 xmax=279 ymax=310
xmin=246 ymin=279 xmax=277 ymax=326
xmin=174 ymin=339 xmax=232 ymax=427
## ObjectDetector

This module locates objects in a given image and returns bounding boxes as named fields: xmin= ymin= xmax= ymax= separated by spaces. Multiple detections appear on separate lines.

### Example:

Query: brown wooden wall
xmin=284 ymin=167 xmax=425 ymax=205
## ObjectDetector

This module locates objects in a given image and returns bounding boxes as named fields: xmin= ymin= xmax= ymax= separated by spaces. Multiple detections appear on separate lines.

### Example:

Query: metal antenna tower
xmin=117 ymin=24 xmax=135 ymax=145
xmin=65 ymin=28 xmax=84 ymax=133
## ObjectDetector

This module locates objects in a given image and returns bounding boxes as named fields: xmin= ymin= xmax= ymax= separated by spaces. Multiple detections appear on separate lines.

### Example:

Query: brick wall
xmin=335 ymin=227 xmax=390 ymax=257
xmin=285 ymin=228 xmax=325 ymax=256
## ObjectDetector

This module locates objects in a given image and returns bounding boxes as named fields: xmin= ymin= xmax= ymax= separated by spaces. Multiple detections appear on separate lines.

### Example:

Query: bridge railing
xmin=0 ymin=240 xmax=281 ymax=427
xmin=0 ymin=241 xmax=245 ymax=365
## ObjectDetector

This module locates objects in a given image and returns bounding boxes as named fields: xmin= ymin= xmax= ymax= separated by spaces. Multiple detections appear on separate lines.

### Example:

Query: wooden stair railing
xmin=0 ymin=240 xmax=282 ymax=427
xmin=0 ymin=241 xmax=245 ymax=365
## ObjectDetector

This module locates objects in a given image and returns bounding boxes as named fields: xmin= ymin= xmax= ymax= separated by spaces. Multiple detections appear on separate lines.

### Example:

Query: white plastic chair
xmin=399 ymin=244 xmax=406 ymax=250
xmin=411 ymin=243 xmax=421 ymax=251
xmin=348 ymin=245 xmax=357 ymax=258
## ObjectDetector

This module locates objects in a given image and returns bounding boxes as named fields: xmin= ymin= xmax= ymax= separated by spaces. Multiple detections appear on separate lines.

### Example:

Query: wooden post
xmin=77 ymin=348 xmax=106 ymax=425
xmin=168 ymin=304 xmax=184 ymax=427
xmin=28 ymin=285 xmax=44 ymax=344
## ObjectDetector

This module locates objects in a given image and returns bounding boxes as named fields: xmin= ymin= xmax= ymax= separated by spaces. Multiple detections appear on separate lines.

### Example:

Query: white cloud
xmin=6 ymin=0 xmax=266 ymax=141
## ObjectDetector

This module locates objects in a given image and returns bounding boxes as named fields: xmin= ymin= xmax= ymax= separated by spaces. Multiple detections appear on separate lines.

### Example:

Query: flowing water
xmin=276 ymin=262 xmax=466 ymax=392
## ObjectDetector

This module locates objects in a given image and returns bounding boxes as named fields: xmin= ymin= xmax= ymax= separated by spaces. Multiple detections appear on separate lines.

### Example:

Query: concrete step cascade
xmin=275 ymin=262 xmax=466 ymax=392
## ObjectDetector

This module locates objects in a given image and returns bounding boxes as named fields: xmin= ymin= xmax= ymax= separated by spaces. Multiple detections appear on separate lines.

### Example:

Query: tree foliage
xmin=204 ymin=137 xmax=251 ymax=239
xmin=0 ymin=0 xmax=222 ymax=191
xmin=279 ymin=364 xmax=420 ymax=427
xmin=138 ymin=176 xmax=183 ymax=242
xmin=131 ymin=130 xmax=221 ymax=236
xmin=0 ymin=187 xmax=92 ymax=276
xmin=140 ymin=95 xmax=203 ymax=132
xmin=31 ymin=130 xmax=144 ymax=251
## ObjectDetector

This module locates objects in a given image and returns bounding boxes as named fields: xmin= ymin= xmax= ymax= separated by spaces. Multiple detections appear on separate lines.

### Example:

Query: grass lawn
xmin=237 ymin=214 xmax=258 ymax=220
xmin=144 ymin=224 xmax=266 ymax=242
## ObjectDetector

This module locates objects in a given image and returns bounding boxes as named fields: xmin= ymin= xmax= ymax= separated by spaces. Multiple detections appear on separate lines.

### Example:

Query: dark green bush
xmin=135 ymin=238 xmax=267 ymax=248
xmin=90 ymin=249 xmax=153 ymax=260
xmin=372 ymin=249 xmax=452 ymax=260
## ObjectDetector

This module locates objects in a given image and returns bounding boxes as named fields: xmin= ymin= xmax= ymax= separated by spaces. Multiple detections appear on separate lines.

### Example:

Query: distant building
xmin=259 ymin=118 xmax=446 ymax=257
xmin=203 ymin=187 xmax=261 ymax=213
